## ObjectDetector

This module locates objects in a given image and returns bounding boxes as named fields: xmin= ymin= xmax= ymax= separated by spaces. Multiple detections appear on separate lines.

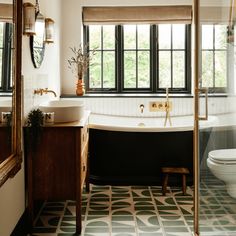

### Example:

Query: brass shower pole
xmin=193 ymin=0 xmax=200 ymax=235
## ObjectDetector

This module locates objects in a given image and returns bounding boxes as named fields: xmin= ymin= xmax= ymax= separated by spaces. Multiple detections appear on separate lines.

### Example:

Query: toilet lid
xmin=209 ymin=149 xmax=236 ymax=164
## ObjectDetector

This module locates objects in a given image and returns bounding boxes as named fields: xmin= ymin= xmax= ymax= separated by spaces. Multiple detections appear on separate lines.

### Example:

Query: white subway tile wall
xmin=23 ymin=74 xmax=51 ymax=120
xmin=62 ymin=96 xmax=236 ymax=117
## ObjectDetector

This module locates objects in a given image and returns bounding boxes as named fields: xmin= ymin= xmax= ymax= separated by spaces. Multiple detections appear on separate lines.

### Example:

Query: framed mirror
xmin=0 ymin=0 xmax=22 ymax=187
xmin=30 ymin=10 xmax=45 ymax=68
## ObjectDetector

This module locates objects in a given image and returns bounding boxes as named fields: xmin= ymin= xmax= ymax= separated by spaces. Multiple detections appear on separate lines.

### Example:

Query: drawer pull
xmin=83 ymin=165 xmax=86 ymax=172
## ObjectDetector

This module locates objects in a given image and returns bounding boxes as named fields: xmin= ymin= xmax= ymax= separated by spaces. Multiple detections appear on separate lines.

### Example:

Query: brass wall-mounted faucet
xmin=34 ymin=88 xmax=57 ymax=97
xmin=139 ymin=104 xmax=145 ymax=113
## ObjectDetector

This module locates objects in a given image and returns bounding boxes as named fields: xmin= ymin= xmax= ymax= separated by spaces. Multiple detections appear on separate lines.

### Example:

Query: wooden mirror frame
xmin=0 ymin=0 xmax=22 ymax=187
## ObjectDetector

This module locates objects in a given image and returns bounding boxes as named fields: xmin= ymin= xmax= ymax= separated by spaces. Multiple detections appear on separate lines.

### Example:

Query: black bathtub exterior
xmin=89 ymin=129 xmax=194 ymax=186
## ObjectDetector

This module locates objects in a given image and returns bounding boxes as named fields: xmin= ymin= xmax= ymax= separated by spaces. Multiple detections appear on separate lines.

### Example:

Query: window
xmin=201 ymin=24 xmax=228 ymax=92
xmin=85 ymin=24 xmax=191 ymax=94
xmin=0 ymin=22 xmax=13 ymax=92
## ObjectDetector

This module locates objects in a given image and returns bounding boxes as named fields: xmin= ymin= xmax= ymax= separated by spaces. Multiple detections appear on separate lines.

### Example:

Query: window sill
xmin=60 ymin=93 xmax=228 ymax=98
xmin=0 ymin=92 xmax=12 ymax=97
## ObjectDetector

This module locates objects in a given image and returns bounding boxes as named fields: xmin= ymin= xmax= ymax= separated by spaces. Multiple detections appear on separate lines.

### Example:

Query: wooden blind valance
xmin=83 ymin=6 xmax=192 ymax=25
xmin=200 ymin=7 xmax=231 ymax=24
xmin=0 ymin=4 xmax=13 ymax=22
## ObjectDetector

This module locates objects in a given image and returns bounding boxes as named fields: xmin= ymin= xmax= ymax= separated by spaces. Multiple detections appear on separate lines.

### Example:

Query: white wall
xmin=0 ymin=0 xmax=61 ymax=235
xmin=23 ymin=0 xmax=61 ymax=115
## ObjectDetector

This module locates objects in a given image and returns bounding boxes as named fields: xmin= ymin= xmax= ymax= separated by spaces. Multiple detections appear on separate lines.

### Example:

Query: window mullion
xmin=101 ymin=26 xmax=104 ymax=89
xmin=171 ymin=25 xmax=173 ymax=90
xmin=117 ymin=25 xmax=122 ymax=93
xmin=186 ymin=24 xmax=191 ymax=92
xmin=136 ymin=25 xmax=138 ymax=89
xmin=2 ymin=23 xmax=7 ymax=91
xmin=213 ymin=25 xmax=215 ymax=88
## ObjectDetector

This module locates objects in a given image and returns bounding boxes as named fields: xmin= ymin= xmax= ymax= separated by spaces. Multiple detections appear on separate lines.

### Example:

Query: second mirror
xmin=30 ymin=11 xmax=45 ymax=68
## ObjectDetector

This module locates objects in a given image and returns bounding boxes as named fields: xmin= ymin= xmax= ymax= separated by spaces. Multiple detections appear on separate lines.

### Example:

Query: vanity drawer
xmin=81 ymin=123 xmax=89 ymax=149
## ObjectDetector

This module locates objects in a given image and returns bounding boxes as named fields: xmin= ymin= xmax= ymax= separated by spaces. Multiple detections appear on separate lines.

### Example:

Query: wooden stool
xmin=161 ymin=167 xmax=190 ymax=196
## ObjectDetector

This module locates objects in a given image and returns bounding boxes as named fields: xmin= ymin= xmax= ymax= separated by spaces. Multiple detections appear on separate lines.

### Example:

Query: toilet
xmin=207 ymin=149 xmax=236 ymax=198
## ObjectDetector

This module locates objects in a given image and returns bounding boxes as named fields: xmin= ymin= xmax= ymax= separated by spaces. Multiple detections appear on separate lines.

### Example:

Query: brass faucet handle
xmin=139 ymin=104 xmax=145 ymax=113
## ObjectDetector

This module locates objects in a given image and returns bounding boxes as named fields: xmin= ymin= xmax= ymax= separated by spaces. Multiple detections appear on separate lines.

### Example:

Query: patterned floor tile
xmin=137 ymin=226 xmax=162 ymax=233
xmin=154 ymin=196 xmax=176 ymax=206
xmin=31 ymin=183 xmax=236 ymax=236
xmin=136 ymin=215 xmax=159 ymax=227
xmin=111 ymin=233 xmax=136 ymax=236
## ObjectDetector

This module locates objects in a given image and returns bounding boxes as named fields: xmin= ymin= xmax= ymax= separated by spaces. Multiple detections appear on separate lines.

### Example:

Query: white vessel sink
xmin=39 ymin=100 xmax=84 ymax=123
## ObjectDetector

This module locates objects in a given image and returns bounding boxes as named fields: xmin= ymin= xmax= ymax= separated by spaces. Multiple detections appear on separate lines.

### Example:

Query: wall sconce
xmin=44 ymin=18 xmax=54 ymax=43
xmin=23 ymin=2 xmax=36 ymax=36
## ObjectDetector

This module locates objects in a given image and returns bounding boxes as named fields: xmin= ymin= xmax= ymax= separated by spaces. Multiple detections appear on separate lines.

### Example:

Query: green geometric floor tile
xmin=85 ymin=227 xmax=110 ymax=233
xmin=112 ymin=226 xmax=136 ymax=233
xmin=112 ymin=221 xmax=135 ymax=227
xmin=164 ymin=226 xmax=190 ymax=233
xmin=32 ymin=184 xmax=236 ymax=236
xmin=136 ymin=215 xmax=159 ymax=227
xmin=137 ymin=226 xmax=162 ymax=233
xmin=154 ymin=197 xmax=176 ymax=206
xmin=111 ymin=233 xmax=136 ymax=236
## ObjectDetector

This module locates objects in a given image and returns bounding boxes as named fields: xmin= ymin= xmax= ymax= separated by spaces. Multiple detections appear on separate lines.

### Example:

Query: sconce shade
xmin=45 ymin=18 xmax=54 ymax=43
xmin=23 ymin=2 xmax=36 ymax=36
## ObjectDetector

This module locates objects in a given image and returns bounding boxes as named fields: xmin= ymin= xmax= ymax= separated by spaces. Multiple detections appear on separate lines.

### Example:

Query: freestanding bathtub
xmin=88 ymin=114 xmax=217 ymax=185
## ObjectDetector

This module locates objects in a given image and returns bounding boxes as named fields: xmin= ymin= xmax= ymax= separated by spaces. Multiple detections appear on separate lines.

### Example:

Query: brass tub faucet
xmin=139 ymin=104 xmax=145 ymax=113
xmin=34 ymin=88 xmax=57 ymax=97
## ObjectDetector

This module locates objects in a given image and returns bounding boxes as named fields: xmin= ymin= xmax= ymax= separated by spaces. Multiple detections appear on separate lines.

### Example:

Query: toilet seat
xmin=209 ymin=149 xmax=236 ymax=165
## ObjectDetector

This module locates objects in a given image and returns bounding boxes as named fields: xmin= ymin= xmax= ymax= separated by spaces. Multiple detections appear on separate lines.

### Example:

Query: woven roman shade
xmin=0 ymin=4 xmax=13 ymax=22
xmin=83 ymin=6 xmax=192 ymax=25
xmin=200 ymin=7 xmax=232 ymax=24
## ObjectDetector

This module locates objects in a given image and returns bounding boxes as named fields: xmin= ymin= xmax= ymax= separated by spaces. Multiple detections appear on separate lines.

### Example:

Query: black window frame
xmin=85 ymin=24 xmax=192 ymax=94
xmin=201 ymin=24 xmax=228 ymax=93
xmin=0 ymin=22 xmax=13 ymax=93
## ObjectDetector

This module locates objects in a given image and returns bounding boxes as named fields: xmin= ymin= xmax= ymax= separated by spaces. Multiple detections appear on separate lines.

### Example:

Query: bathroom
xmin=0 ymin=0 xmax=236 ymax=235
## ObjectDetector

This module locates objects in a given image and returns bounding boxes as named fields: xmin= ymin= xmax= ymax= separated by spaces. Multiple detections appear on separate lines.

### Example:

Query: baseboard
xmin=11 ymin=210 xmax=29 ymax=236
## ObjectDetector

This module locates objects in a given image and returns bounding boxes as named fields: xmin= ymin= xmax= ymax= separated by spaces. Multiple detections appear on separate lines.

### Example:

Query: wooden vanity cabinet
xmin=26 ymin=115 xmax=89 ymax=234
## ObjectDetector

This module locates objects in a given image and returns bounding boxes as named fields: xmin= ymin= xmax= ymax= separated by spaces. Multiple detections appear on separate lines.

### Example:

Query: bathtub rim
xmin=88 ymin=113 xmax=218 ymax=132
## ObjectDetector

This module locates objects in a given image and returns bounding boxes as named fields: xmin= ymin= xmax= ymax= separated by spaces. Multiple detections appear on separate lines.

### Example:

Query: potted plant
xmin=25 ymin=108 xmax=44 ymax=151
xmin=68 ymin=44 xmax=96 ymax=96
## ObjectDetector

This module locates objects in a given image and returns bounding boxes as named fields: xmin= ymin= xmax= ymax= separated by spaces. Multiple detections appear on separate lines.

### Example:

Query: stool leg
xmin=182 ymin=174 xmax=186 ymax=195
xmin=162 ymin=174 xmax=169 ymax=196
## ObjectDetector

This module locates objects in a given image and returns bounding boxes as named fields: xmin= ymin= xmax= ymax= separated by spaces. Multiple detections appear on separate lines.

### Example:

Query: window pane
xmin=202 ymin=25 xmax=213 ymax=49
xmin=215 ymin=25 xmax=227 ymax=49
xmin=159 ymin=24 xmax=171 ymax=49
xmin=89 ymin=25 xmax=101 ymax=49
xmin=138 ymin=51 xmax=150 ymax=88
xmin=215 ymin=51 xmax=227 ymax=87
xmin=124 ymin=25 xmax=136 ymax=49
xmin=103 ymin=25 xmax=115 ymax=49
xmin=0 ymin=49 xmax=2 ymax=87
xmin=124 ymin=51 xmax=136 ymax=88
xmin=103 ymin=51 xmax=115 ymax=88
xmin=159 ymin=51 xmax=171 ymax=88
xmin=202 ymin=51 xmax=213 ymax=87
xmin=173 ymin=51 xmax=185 ymax=88
xmin=10 ymin=53 xmax=13 ymax=87
xmin=0 ymin=23 xmax=3 ymax=48
xmin=138 ymin=25 xmax=150 ymax=49
xmin=173 ymin=24 xmax=185 ymax=49
xmin=89 ymin=52 xmax=101 ymax=88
